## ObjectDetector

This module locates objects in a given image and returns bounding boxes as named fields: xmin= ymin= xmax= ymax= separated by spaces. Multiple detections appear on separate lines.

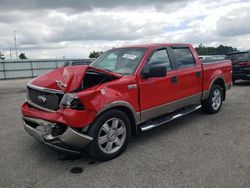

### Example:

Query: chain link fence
xmin=0 ymin=59 xmax=94 ymax=80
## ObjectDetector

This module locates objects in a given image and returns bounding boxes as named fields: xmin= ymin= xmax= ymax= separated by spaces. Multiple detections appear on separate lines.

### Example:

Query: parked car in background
xmin=64 ymin=59 xmax=95 ymax=67
xmin=225 ymin=51 xmax=250 ymax=83
xmin=21 ymin=43 xmax=232 ymax=161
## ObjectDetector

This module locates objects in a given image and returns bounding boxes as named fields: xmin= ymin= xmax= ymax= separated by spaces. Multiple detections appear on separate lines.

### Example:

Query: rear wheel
xmin=86 ymin=109 xmax=131 ymax=161
xmin=202 ymin=84 xmax=223 ymax=114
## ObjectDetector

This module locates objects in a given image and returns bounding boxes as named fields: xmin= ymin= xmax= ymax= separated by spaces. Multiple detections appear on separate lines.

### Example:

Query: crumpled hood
xmin=29 ymin=65 xmax=122 ymax=93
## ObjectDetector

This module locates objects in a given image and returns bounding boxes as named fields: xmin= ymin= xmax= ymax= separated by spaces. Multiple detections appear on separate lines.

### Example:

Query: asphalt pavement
xmin=0 ymin=78 xmax=249 ymax=188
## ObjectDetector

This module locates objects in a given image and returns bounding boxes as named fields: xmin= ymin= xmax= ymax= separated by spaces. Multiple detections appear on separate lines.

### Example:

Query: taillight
xmin=239 ymin=62 xmax=250 ymax=67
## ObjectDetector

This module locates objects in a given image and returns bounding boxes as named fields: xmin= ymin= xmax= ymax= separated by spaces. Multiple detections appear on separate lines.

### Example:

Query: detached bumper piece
xmin=23 ymin=116 xmax=93 ymax=155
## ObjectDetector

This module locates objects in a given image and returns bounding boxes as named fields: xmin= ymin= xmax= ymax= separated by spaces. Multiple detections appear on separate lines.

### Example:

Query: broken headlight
xmin=59 ymin=94 xmax=85 ymax=110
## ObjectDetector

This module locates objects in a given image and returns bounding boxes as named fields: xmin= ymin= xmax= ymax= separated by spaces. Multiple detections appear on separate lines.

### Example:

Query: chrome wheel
xmin=98 ymin=118 xmax=127 ymax=154
xmin=211 ymin=88 xmax=222 ymax=110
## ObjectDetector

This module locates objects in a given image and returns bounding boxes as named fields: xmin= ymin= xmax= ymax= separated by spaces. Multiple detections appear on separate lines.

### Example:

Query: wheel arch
xmin=208 ymin=76 xmax=226 ymax=101
xmin=95 ymin=101 xmax=140 ymax=136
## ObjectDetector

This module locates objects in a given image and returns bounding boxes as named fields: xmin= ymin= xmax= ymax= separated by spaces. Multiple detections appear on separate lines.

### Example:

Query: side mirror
xmin=142 ymin=63 xmax=167 ymax=79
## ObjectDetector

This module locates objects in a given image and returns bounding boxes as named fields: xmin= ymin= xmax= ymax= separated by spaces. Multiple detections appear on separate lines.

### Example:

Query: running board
xmin=139 ymin=105 xmax=201 ymax=132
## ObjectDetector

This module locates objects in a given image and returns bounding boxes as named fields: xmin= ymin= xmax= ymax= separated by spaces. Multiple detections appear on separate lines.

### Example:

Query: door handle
xmin=195 ymin=71 xmax=201 ymax=78
xmin=171 ymin=76 xmax=178 ymax=84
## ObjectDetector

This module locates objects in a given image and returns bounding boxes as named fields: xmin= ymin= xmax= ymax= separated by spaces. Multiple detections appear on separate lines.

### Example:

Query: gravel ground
xmin=0 ymin=78 xmax=249 ymax=188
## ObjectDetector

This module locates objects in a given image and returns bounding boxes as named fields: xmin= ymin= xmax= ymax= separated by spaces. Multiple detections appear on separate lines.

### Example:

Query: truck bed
xmin=202 ymin=60 xmax=232 ymax=92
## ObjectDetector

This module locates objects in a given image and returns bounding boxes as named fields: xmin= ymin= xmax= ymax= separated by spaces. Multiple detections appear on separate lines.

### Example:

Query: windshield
xmin=91 ymin=48 xmax=147 ymax=75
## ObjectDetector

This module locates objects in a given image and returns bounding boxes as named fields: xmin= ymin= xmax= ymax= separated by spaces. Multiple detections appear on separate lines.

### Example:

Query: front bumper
xmin=21 ymin=102 xmax=96 ymax=128
xmin=23 ymin=116 xmax=93 ymax=155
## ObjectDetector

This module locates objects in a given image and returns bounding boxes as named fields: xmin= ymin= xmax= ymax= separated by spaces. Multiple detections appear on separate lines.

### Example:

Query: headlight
xmin=59 ymin=94 xmax=85 ymax=110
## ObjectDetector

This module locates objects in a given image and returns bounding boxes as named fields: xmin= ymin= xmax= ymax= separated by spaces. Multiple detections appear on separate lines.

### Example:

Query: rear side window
xmin=173 ymin=48 xmax=196 ymax=68
xmin=148 ymin=49 xmax=172 ymax=71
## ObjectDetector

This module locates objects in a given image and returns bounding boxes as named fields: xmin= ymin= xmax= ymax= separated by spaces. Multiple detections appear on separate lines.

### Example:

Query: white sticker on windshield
xmin=122 ymin=54 xmax=137 ymax=60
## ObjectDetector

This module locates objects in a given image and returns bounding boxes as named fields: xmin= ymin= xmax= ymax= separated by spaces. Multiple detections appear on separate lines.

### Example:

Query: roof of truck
xmin=115 ymin=43 xmax=192 ymax=49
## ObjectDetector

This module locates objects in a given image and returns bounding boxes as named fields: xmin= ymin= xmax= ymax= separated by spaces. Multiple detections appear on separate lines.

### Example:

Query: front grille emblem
xmin=37 ymin=96 xmax=47 ymax=104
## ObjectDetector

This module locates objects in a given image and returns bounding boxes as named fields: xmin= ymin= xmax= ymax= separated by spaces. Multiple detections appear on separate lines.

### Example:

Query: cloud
xmin=0 ymin=0 xmax=249 ymax=59
xmin=216 ymin=7 xmax=250 ymax=37
xmin=0 ymin=0 xmax=187 ymax=12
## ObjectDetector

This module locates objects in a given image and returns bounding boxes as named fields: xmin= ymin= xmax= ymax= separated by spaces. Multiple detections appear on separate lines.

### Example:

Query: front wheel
xmin=202 ymin=84 xmax=223 ymax=114
xmin=86 ymin=109 xmax=131 ymax=161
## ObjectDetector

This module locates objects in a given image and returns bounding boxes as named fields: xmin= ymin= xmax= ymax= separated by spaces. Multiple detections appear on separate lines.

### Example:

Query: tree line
xmin=89 ymin=51 xmax=103 ymax=58
xmin=0 ymin=44 xmax=240 ymax=60
xmin=0 ymin=52 xmax=27 ymax=60
xmin=195 ymin=44 xmax=238 ymax=55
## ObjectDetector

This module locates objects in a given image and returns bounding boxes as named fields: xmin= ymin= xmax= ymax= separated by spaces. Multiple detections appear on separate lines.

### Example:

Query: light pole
xmin=9 ymin=49 xmax=12 ymax=60
xmin=14 ymin=30 xmax=18 ymax=60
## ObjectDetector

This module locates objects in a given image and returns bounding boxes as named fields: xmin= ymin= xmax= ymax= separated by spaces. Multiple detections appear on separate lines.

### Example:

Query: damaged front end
xmin=22 ymin=65 xmax=122 ymax=154
xmin=29 ymin=65 xmax=122 ymax=93
xmin=23 ymin=116 xmax=93 ymax=155
xmin=75 ymin=67 xmax=121 ymax=92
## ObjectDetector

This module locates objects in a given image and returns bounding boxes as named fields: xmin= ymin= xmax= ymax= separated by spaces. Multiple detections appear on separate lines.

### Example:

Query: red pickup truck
xmin=21 ymin=43 xmax=232 ymax=160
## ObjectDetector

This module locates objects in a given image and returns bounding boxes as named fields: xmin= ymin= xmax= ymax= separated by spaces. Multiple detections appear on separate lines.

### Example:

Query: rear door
xmin=138 ymin=47 xmax=179 ymax=122
xmin=170 ymin=46 xmax=202 ymax=108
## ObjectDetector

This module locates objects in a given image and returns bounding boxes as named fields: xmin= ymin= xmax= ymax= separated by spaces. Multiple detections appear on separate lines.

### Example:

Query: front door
xmin=138 ymin=47 xmax=179 ymax=122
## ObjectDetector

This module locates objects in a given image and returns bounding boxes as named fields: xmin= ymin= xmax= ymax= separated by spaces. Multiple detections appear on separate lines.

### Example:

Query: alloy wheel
xmin=211 ymin=88 xmax=222 ymax=110
xmin=98 ymin=118 xmax=127 ymax=154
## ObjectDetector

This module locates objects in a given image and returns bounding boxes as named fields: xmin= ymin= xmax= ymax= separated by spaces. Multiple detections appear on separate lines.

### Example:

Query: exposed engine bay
xmin=78 ymin=69 xmax=117 ymax=91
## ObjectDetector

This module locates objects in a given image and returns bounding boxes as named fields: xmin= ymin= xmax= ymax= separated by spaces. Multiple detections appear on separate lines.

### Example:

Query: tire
xmin=86 ymin=109 xmax=131 ymax=161
xmin=202 ymin=84 xmax=223 ymax=114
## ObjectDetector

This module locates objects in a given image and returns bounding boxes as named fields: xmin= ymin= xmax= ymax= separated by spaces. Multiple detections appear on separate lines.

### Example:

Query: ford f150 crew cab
xmin=21 ymin=43 xmax=232 ymax=160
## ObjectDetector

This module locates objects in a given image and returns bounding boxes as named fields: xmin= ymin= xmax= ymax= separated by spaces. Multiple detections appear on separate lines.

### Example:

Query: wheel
xmin=202 ymin=84 xmax=223 ymax=114
xmin=86 ymin=109 xmax=131 ymax=161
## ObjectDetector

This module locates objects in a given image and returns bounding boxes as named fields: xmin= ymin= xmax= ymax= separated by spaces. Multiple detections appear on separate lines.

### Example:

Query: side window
xmin=148 ymin=49 xmax=172 ymax=71
xmin=173 ymin=48 xmax=196 ymax=68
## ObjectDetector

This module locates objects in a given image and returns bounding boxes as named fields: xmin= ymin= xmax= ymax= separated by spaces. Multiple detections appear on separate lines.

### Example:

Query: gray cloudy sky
xmin=0 ymin=0 xmax=249 ymax=59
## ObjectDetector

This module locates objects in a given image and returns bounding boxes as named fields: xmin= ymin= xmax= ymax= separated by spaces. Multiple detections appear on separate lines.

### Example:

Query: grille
xmin=27 ymin=87 xmax=63 ymax=111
